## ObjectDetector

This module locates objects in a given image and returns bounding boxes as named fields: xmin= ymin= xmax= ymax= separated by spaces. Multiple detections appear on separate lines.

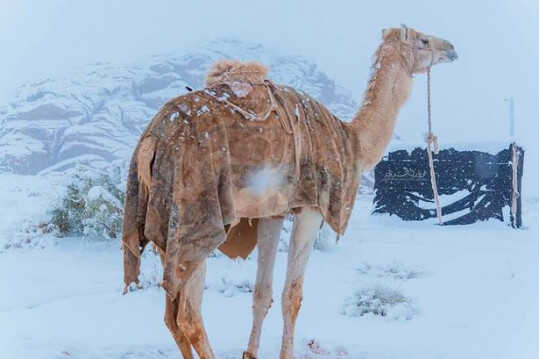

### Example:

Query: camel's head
xmin=382 ymin=24 xmax=458 ymax=73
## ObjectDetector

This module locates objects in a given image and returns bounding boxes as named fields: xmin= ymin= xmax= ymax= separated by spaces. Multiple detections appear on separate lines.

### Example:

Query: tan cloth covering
xmin=123 ymin=63 xmax=360 ymax=297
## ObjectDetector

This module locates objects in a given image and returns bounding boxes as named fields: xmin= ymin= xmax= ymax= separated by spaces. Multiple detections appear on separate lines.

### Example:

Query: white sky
xmin=0 ymin=0 xmax=538 ymax=193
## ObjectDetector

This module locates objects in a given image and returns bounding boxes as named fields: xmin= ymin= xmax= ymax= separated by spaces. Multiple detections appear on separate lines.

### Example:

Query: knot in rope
xmin=425 ymin=133 xmax=439 ymax=154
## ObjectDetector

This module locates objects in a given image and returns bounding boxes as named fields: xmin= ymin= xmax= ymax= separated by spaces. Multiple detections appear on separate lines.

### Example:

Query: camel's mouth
xmin=440 ymin=41 xmax=458 ymax=63
xmin=432 ymin=47 xmax=458 ymax=65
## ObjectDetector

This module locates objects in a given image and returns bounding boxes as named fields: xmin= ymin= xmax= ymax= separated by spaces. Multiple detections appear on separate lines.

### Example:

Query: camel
xmin=122 ymin=25 xmax=457 ymax=359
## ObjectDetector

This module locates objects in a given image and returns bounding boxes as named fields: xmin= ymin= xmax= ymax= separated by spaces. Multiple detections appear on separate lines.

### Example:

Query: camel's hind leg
xmin=164 ymin=295 xmax=194 ymax=359
xmin=280 ymin=208 xmax=322 ymax=359
xmin=158 ymin=246 xmax=195 ymax=358
xmin=243 ymin=216 xmax=284 ymax=359
xmin=176 ymin=260 xmax=215 ymax=359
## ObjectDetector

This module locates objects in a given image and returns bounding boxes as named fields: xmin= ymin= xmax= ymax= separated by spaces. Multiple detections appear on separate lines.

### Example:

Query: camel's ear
xmin=400 ymin=24 xmax=409 ymax=41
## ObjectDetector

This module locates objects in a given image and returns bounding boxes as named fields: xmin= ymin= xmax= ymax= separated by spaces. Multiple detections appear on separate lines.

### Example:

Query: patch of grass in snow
xmin=1 ymin=225 xmax=57 ymax=251
xmin=357 ymin=262 xmax=424 ymax=280
xmin=342 ymin=285 xmax=417 ymax=320
xmin=48 ymin=169 xmax=125 ymax=240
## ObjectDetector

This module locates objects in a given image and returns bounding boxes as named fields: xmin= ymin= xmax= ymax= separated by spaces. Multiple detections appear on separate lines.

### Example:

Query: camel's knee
xmin=176 ymin=301 xmax=203 ymax=344
xmin=164 ymin=298 xmax=179 ymax=331
xmin=179 ymin=323 xmax=204 ymax=345
xmin=177 ymin=317 xmax=198 ymax=343
xmin=282 ymin=281 xmax=303 ymax=321
xmin=178 ymin=321 xmax=207 ymax=347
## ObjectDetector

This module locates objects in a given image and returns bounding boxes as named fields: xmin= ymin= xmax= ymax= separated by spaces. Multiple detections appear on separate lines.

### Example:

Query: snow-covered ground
xmin=0 ymin=173 xmax=537 ymax=359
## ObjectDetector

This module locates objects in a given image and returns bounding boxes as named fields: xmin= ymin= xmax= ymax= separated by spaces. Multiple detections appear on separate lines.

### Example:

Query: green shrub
xmin=50 ymin=170 xmax=125 ymax=240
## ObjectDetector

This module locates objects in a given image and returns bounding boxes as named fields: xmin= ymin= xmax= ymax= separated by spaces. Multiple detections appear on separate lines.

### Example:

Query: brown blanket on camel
xmin=123 ymin=61 xmax=360 ymax=298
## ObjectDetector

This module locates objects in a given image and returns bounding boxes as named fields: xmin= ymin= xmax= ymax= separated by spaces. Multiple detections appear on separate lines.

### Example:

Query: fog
xmin=0 ymin=0 xmax=537 ymax=193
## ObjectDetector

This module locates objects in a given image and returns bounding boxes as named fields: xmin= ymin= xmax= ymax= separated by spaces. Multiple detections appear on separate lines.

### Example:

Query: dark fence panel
xmin=373 ymin=144 xmax=524 ymax=227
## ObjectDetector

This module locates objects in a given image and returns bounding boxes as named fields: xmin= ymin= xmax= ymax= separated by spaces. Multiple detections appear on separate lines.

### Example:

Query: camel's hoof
xmin=242 ymin=351 xmax=256 ymax=359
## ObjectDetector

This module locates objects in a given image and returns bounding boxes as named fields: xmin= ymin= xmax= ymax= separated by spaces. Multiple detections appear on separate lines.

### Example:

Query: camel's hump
xmin=205 ymin=60 xmax=268 ymax=88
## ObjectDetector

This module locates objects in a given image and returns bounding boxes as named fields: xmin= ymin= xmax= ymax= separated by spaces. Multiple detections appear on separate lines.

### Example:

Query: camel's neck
xmin=349 ymin=41 xmax=414 ymax=172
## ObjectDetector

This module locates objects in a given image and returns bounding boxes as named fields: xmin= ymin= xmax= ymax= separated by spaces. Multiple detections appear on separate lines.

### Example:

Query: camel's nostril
xmin=447 ymin=50 xmax=458 ymax=61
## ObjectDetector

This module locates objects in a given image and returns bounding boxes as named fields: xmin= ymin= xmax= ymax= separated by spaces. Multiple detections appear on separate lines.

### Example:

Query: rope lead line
xmin=426 ymin=67 xmax=443 ymax=225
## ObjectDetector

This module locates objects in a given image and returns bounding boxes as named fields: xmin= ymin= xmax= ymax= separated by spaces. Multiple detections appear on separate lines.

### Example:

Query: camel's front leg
xmin=280 ymin=208 xmax=322 ymax=359
xmin=243 ymin=216 xmax=284 ymax=359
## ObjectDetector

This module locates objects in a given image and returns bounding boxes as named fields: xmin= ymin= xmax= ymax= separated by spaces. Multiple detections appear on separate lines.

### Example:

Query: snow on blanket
xmin=122 ymin=73 xmax=359 ymax=299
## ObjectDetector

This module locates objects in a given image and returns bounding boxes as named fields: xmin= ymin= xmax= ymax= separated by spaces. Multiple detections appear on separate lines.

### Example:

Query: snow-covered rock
xmin=0 ymin=39 xmax=357 ymax=175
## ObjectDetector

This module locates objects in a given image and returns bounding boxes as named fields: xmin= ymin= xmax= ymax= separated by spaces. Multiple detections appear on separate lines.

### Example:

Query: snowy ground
xmin=0 ymin=173 xmax=537 ymax=359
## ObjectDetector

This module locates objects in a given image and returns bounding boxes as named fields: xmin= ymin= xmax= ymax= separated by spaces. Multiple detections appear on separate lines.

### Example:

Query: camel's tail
xmin=122 ymin=136 xmax=156 ymax=294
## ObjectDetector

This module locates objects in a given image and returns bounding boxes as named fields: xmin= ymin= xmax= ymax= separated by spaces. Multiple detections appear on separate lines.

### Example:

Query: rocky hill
xmin=0 ymin=39 xmax=359 ymax=176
